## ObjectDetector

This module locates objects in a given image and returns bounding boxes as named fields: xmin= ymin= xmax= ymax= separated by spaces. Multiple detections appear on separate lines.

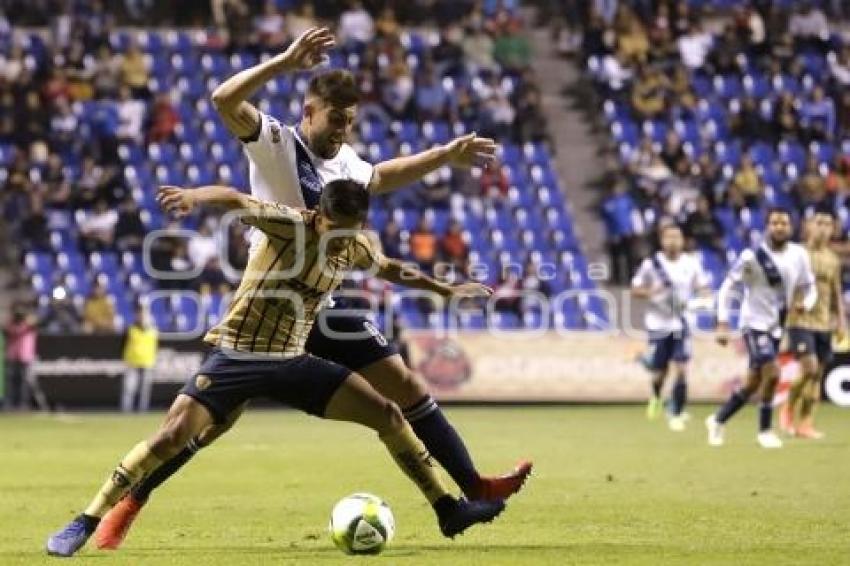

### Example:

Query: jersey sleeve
xmin=725 ymin=249 xmax=753 ymax=284
xmin=239 ymin=197 xmax=304 ymax=239
xmin=693 ymin=258 xmax=712 ymax=289
xmin=351 ymin=232 xmax=389 ymax=271
xmin=630 ymin=258 xmax=653 ymax=289
xmin=241 ymin=112 xmax=296 ymax=174
xmin=341 ymin=145 xmax=374 ymax=187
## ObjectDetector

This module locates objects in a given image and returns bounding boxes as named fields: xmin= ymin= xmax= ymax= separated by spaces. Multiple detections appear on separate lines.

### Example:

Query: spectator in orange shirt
xmin=410 ymin=217 xmax=438 ymax=272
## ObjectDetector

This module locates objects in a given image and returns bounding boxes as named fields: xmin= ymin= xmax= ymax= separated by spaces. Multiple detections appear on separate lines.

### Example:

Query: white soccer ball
xmin=328 ymin=493 xmax=395 ymax=555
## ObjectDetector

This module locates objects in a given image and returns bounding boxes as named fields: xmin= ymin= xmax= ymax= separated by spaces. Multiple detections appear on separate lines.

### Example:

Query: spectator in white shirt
xmin=188 ymin=223 xmax=218 ymax=271
xmin=789 ymin=1 xmax=830 ymax=49
xmin=338 ymin=0 xmax=375 ymax=45
xmin=80 ymin=198 xmax=118 ymax=252
xmin=677 ymin=20 xmax=713 ymax=70
xmin=116 ymin=86 xmax=145 ymax=142
xmin=255 ymin=0 xmax=287 ymax=50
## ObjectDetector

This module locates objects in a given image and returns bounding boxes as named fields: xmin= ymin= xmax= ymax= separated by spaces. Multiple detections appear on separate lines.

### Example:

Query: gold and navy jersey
xmin=787 ymin=245 xmax=840 ymax=331
xmin=204 ymin=198 xmax=387 ymax=356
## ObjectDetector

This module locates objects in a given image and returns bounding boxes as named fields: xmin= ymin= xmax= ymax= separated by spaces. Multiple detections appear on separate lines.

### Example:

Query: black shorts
xmin=305 ymin=303 xmax=398 ymax=371
xmin=180 ymin=348 xmax=350 ymax=424
xmin=787 ymin=327 xmax=832 ymax=365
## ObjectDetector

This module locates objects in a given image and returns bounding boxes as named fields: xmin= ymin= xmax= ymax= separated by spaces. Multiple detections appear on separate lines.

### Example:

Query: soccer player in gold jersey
xmin=781 ymin=210 xmax=846 ymax=439
xmin=46 ymin=180 xmax=503 ymax=557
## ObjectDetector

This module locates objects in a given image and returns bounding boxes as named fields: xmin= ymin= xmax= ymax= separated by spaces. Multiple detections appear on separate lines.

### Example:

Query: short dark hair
xmin=320 ymin=179 xmax=369 ymax=223
xmin=812 ymin=206 xmax=836 ymax=220
xmin=307 ymin=70 xmax=359 ymax=107
xmin=766 ymin=207 xmax=792 ymax=222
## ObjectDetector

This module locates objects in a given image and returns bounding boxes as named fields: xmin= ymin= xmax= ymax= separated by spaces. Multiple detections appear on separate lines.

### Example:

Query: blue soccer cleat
xmin=46 ymin=515 xmax=92 ymax=557
xmin=439 ymin=498 xmax=506 ymax=539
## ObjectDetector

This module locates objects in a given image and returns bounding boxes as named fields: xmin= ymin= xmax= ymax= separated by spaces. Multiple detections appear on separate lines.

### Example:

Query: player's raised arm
xmin=369 ymin=133 xmax=498 ymax=195
xmin=211 ymin=27 xmax=335 ymax=138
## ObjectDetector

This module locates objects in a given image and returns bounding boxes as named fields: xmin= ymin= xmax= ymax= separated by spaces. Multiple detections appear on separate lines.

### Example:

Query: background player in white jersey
xmin=94 ymin=28 xmax=530 ymax=550
xmin=707 ymin=208 xmax=817 ymax=449
xmin=631 ymin=224 xmax=711 ymax=432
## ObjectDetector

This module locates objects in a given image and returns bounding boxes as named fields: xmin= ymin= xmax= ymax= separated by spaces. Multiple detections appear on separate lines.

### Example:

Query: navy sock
xmin=716 ymin=390 xmax=748 ymax=424
xmin=651 ymin=377 xmax=663 ymax=398
xmin=759 ymin=402 xmax=773 ymax=432
xmin=671 ymin=377 xmax=687 ymax=416
xmin=79 ymin=514 xmax=100 ymax=535
xmin=404 ymin=396 xmax=479 ymax=496
xmin=131 ymin=436 xmax=204 ymax=502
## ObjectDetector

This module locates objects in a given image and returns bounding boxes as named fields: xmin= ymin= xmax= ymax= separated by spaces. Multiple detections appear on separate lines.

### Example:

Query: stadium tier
xmin=3 ymin=21 xmax=602 ymax=333
xmin=590 ymin=1 xmax=850 ymax=311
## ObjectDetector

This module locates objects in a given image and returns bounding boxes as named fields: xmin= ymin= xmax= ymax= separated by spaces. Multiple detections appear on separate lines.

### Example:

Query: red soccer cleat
xmin=468 ymin=460 xmax=533 ymax=501
xmin=94 ymin=495 xmax=145 ymax=550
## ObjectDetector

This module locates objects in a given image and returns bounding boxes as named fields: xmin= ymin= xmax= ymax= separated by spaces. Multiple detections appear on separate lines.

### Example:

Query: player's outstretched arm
xmin=211 ymin=27 xmax=335 ymax=138
xmin=157 ymin=184 xmax=251 ymax=218
xmin=370 ymin=133 xmax=498 ymax=195
xmin=376 ymin=258 xmax=494 ymax=298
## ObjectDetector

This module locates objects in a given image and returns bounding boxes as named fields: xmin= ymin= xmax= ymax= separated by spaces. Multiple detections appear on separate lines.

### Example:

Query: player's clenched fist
xmin=157 ymin=185 xmax=195 ymax=219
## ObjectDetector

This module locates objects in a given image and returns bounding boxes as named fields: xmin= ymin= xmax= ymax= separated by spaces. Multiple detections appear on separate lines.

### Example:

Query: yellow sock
xmin=84 ymin=441 xmax=163 ymax=518
xmin=380 ymin=423 xmax=451 ymax=505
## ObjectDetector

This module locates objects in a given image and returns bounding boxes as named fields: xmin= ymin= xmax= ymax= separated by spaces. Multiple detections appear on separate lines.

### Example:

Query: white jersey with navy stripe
xmin=631 ymin=252 xmax=709 ymax=333
xmin=242 ymin=112 xmax=374 ymax=247
xmin=717 ymin=242 xmax=816 ymax=333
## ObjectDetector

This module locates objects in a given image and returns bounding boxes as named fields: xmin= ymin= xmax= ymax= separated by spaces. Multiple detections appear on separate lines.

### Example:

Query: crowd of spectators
xmin=565 ymin=1 xmax=850 ymax=285
xmin=1 ymin=0 xmax=562 ymax=332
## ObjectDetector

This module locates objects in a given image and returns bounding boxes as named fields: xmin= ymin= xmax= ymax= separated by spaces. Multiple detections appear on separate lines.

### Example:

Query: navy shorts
xmin=787 ymin=327 xmax=832 ymax=365
xmin=305 ymin=303 xmax=398 ymax=371
xmin=181 ymin=348 xmax=350 ymax=424
xmin=646 ymin=330 xmax=691 ymax=370
xmin=743 ymin=329 xmax=781 ymax=369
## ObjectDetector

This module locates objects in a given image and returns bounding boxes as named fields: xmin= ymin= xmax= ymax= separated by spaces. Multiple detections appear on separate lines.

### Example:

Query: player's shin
xmin=83 ymin=441 xmax=163 ymax=521
xmin=759 ymin=367 xmax=780 ymax=432
xmin=403 ymin=395 xmax=479 ymax=496
xmin=379 ymin=422 xmax=455 ymax=516
xmin=131 ymin=436 xmax=205 ymax=503
xmin=671 ymin=371 xmax=688 ymax=416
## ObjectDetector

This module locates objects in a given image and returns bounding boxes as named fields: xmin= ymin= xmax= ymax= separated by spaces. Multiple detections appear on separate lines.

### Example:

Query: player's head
xmin=808 ymin=208 xmax=835 ymax=246
xmin=303 ymin=70 xmax=359 ymax=159
xmin=316 ymin=178 xmax=369 ymax=254
xmin=659 ymin=223 xmax=684 ymax=256
xmin=766 ymin=207 xmax=793 ymax=246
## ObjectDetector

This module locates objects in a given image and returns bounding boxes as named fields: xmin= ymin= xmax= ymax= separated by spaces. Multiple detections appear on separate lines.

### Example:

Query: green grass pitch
xmin=1 ymin=405 xmax=849 ymax=565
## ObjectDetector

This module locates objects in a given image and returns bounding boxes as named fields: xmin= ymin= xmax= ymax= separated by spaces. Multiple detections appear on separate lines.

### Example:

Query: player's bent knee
xmin=151 ymin=416 xmax=194 ymax=457
xmin=381 ymin=400 xmax=405 ymax=434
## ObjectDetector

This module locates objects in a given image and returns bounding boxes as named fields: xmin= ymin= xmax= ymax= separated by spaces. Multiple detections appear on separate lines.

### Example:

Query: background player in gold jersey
xmin=781 ymin=210 xmax=847 ymax=439
xmin=45 ymin=180 xmax=502 ymax=557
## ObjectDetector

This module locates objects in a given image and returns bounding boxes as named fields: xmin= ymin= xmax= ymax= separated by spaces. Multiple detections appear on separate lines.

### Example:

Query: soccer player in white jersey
xmin=707 ymin=208 xmax=817 ymax=449
xmin=94 ymin=28 xmax=530 ymax=549
xmin=631 ymin=223 xmax=711 ymax=432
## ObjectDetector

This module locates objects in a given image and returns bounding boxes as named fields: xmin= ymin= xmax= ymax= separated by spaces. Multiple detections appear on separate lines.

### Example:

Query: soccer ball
xmin=328 ymin=493 xmax=395 ymax=555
